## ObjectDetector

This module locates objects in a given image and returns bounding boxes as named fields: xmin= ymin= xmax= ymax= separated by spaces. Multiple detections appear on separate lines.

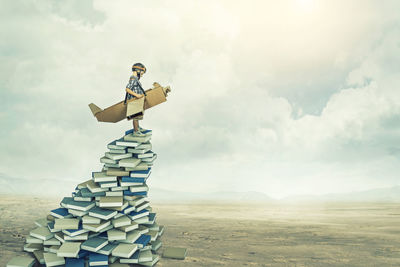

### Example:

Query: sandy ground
xmin=2 ymin=196 xmax=400 ymax=266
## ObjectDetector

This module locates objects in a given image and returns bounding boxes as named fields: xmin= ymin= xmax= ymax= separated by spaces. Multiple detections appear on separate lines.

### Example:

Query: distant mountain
xmin=149 ymin=188 xmax=274 ymax=203
xmin=281 ymin=186 xmax=400 ymax=203
xmin=0 ymin=172 xmax=81 ymax=197
xmin=2 ymin=172 xmax=400 ymax=203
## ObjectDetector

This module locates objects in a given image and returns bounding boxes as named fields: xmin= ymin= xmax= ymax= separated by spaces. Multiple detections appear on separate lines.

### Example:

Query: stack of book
xmin=11 ymin=129 xmax=164 ymax=267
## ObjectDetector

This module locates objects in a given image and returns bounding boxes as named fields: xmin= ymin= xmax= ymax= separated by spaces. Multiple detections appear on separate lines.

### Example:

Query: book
xmin=119 ymin=157 xmax=141 ymax=168
xmin=162 ymin=247 xmax=187 ymax=260
xmin=130 ymin=169 xmax=151 ymax=178
xmin=60 ymin=197 xmax=96 ymax=211
xmin=6 ymin=256 xmax=35 ymax=267
xmin=125 ymin=162 xmax=149 ymax=171
xmin=26 ymin=236 xmax=43 ymax=244
xmin=43 ymin=252 xmax=65 ymax=266
xmin=89 ymin=252 xmax=108 ymax=266
xmin=151 ymin=239 xmax=162 ymax=252
xmin=108 ymin=148 xmax=127 ymax=154
xmin=140 ymin=254 xmax=159 ymax=267
xmin=33 ymin=250 xmax=45 ymax=265
xmin=127 ymin=209 xmax=149 ymax=221
xmin=123 ymin=134 xmax=151 ymax=143
xmin=30 ymin=227 xmax=54 ymax=241
xmin=116 ymin=138 xmax=140 ymax=147
xmin=50 ymin=208 xmax=70 ymax=219
xmin=117 ymin=220 xmax=139 ymax=233
xmin=83 ymin=220 xmax=111 ymax=232
xmin=97 ymin=242 xmax=118 ymax=256
xmin=106 ymin=167 xmax=130 ymax=176
xmin=138 ymin=249 xmax=153 ymax=262
xmin=82 ymin=215 xmax=101 ymax=224
xmin=23 ymin=243 xmax=43 ymax=252
xmin=64 ymin=233 xmax=88 ymax=241
xmin=92 ymin=171 xmax=118 ymax=182
xmin=99 ymin=196 xmax=123 ymax=207
xmin=81 ymin=237 xmax=108 ymax=252
xmin=121 ymin=230 xmax=141 ymax=243
xmin=105 ymin=152 xmax=133 ymax=161
xmin=111 ymin=243 xmax=138 ymax=258
xmin=134 ymin=234 xmax=151 ymax=248
xmin=100 ymin=156 xmax=118 ymax=164
xmin=106 ymin=190 xmax=123 ymax=197
xmin=130 ymin=184 xmax=149 ymax=193
xmin=57 ymin=241 xmax=82 ymax=257
xmin=112 ymin=215 xmax=131 ymax=228
xmin=107 ymin=229 xmax=126 ymax=241
xmin=89 ymin=207 xmax=118 ymax=220
xmin=43 ymin=237 xmax=61 ymax=246
xmin=107 ymin=140 xmax=127 ymax=150
xmin=65 ymin=258 xmax=85 ymax=267
xmin=54 ymin=218 xmax=80 ymax=230
xmin=62 ymin=224 xmax=89 ymax=237
xmin=119 ymin=250 xmax=139 ymax=264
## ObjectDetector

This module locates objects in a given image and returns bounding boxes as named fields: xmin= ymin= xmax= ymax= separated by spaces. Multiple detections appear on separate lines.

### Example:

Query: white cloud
xmin=1 ymin=0 xmax=400 ymax=198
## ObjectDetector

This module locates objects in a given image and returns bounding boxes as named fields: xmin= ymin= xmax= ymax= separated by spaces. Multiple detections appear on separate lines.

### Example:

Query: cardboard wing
xmin=88 ymin=82 xmax=171 ymax=123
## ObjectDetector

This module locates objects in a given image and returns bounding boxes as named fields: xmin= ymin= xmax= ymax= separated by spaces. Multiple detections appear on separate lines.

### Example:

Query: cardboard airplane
xmin=89 ymin=82 xmax=171 ymax=123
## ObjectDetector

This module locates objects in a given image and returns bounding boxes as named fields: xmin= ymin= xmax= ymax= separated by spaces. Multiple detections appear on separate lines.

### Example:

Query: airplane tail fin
xmin=88 ymin=103 xmax=103 ymax=116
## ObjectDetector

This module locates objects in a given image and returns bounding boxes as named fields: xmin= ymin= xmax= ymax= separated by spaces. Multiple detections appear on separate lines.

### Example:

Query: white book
xmin=43 ymin=252 xmax=65 ymax=267
xmin=134 ymin=216 xmax=150 ymax=224
xmin=43 ymin=238 xmax=61 ymax=246
xmin=135 ymin=202 xmax=150 ymax=212
xmin=108 ymin=148 xmax=127 ymax=154
xmin=100 ymin=156 xmax=117 ymax=164
xmin=116 ymin=139 xmax=140 ymax=147
xmin=68 ymin=208 xmax=89 ymax=217
xmin=6 ymin=256 xmax=35 ymax=267
xmin=99 ymin=196 xmax=123 ymax=207
xmin=112 ymin=215 xmax=131 ymax=228
xmin=124 ymin=162 xmax=149 ymax=171
xmin=139 ymin=249 xmax=153 ymax=263
xmin=57 ymin=242 xmax=81 ymax=257
xmin=107 ymin=229 xmax=126 ymax=241
xmin=112 ymin=243 xmax=138 ymax=258
xmin=30 ymin=227 xmax=54 ymax=241
xmin=93 ymin=171 xmax=118 ymax=182
xmin=119 ymin=157 xmax=141 ymax=168
xmin=105 ymin=152 xmax=133 ymax=161
xmin=83 ymin=220 xmax=111 ymax=232
xmin=82 ymin=215 xmax=101 ymax=224
xmin=130 ymin=185 xmax=149 ymax=193
xmin=117 ymin=221 xmax=139 ymax=233
xmin=106 ymin=191 xmax=123 ymax=197
xmin=23 ymin=243 xmax=43 ymax=252
xmin=26 ymin=236 xmax=43 ymax=244
xmin=64 ymin=233 xmax=88 ymax=241
xmin=104 ymin=163 xmax=119 ymax=168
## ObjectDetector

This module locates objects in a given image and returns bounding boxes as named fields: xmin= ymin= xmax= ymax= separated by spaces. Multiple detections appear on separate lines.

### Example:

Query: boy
xmin=125 ymin=62 xmax=148 ymax=136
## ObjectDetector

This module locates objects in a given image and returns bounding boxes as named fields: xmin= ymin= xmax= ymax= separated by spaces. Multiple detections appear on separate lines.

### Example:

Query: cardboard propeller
xmin=89 ymin=82 xmax=171 ymax=123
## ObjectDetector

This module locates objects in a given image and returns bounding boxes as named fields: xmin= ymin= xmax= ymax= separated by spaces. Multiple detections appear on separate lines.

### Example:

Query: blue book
xmin=148 ymin=213 xmax=156 ymax=223
xmin=122 ymin=176 xmax=146 ymax=184
xmin=60 ymin=197 xmax=95 ymax=211
xmin=77 ymin=249 xmax=90 ymax=259
xmin=125 ymin=129 xmax=152 ymax=135
xmin=123 ymin=190 xmax=147 ymax=196
xmin=63 ymin=222 xmax=88 ymax=237
xmin=66 ymin=258 xmax=85 ymax=267
xmin=134 ymin=234 xmax=151 ymax=248
xmin=127 ymin=209 xmax=149 ymax=220
xmin=81 ymin=237 xmax=108 ymax=252
xmin=89 ymin=253 xmax=108 ymax=265
xmin=80 ymin=188 xmax=106 ymax=198
xmin=89 ymin=207 xmax=118 ymax=220
xmin=50 ymin=207 xmax=69 ymax=218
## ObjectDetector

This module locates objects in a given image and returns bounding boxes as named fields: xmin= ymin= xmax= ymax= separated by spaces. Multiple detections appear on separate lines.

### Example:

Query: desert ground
xmin=2 ymin=196 xmax=400 ymax=266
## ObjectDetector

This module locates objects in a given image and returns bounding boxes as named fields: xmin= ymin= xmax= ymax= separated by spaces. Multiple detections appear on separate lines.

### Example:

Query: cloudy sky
xmin=1 ymin=0 xmax=400 ymax=199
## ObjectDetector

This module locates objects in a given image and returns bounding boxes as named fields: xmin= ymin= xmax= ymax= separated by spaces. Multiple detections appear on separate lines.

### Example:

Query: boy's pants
xmin=126 ymin=97 xmax=145 ymax=120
